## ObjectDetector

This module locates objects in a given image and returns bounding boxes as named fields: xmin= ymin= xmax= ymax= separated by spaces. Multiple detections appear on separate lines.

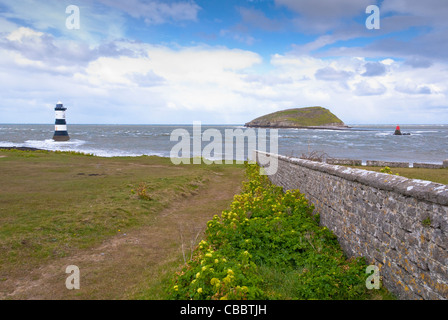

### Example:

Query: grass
xmin=3 ymin=149 xmax=442 ymax=300
xmin=1 ymin=151 xmax=179 ymax=263
xmin=348 ymin=165 xmax=448 ymax=185
xmin=247 ymin=107 xmax=345 ymax=127
xmin=0 ymin=149 xmax=245 ymax=299
xmin=167 ymin=163 xmax=395 ymax=300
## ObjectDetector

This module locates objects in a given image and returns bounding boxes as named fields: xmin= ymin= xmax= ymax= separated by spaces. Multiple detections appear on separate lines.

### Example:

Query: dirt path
xmin=2 ymin=170 xmax=243 ymax=300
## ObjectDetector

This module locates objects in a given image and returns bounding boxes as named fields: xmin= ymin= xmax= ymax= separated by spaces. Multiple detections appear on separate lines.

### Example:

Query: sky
xmin=0 ymin=0 xmax=447 ymax=125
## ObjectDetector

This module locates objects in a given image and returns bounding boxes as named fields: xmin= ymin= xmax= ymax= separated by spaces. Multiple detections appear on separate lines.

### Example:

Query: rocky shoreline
xmin=0 ymin=146 xmax=44 ymax=151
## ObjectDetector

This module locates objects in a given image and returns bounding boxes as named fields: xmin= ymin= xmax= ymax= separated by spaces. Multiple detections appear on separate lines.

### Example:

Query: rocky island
xmin=244 ymin=106 xmax=349 ymax=130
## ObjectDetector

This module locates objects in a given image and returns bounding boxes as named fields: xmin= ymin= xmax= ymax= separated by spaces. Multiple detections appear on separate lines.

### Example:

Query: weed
xmin=380 ymin=166 xmax=400 ymax=176
xmin=132 ymin=182 xmax=152 ymax=201
xmin=168 ymin=163 xmax=391 ymax=300
xmin=422 ymin=217 xmax=431 ymax=227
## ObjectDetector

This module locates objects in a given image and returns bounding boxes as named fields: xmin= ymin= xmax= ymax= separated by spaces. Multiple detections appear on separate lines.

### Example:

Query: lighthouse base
xmin=53 ymin=133 xmax=70 ymax=141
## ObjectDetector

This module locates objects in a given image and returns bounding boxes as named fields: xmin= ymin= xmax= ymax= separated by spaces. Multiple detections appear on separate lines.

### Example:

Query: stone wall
xmin=307 ymin=157 xmax=448 ymax=169
xmin=414 ymin=163 xmax=444 ymax=169
xmin=366 ymin=160 xmax=410 ymax=168
xmin=255 ymin=151 xmax=448 ymax=300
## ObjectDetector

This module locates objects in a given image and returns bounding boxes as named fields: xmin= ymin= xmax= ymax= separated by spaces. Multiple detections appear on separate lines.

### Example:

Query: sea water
xmin=0 ymin=124 xmax=447 ymax=164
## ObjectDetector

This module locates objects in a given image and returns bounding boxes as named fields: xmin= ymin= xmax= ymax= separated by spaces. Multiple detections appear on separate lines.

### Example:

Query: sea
xmin=1 ymin=124 xmax=448 ymax=165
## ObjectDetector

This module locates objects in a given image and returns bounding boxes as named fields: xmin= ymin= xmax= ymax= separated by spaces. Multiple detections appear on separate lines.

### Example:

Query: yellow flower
xmin=223 ymin=276 xmax=232 ymax=285
xmin=210 ymin=278 xmax=220 ymax=286
xmin=197 ymin=288 xmax=203 ymax=294
xmin=173 ymin=285 xmax=178 ymax=291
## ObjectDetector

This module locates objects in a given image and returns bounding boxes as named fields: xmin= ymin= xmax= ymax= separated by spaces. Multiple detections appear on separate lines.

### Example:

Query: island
xmin=244 ymin=106 xmax=349 ymax=130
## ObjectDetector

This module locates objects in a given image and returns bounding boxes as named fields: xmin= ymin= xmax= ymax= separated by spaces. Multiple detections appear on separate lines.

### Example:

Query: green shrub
xmin=380 ymin=166 xmax=400 ymax=176
xmin=131 ymin=182 xmax=152 ymax=201
xmin=168 ymin=163 xmax=377 ymax=300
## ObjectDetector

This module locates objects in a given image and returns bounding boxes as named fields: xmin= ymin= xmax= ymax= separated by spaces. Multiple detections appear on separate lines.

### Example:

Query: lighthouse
xmin=52 ymin=101 xmax=70 ymax=141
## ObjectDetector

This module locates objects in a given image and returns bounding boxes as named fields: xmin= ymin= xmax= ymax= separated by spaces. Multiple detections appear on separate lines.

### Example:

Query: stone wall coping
xmin=257 ymin=151 xmax=448 ymax=206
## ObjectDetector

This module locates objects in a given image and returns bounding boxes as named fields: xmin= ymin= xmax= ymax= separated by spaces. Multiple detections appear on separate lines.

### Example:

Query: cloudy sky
xmin=0 ymin=0 xmax=447 ymax=124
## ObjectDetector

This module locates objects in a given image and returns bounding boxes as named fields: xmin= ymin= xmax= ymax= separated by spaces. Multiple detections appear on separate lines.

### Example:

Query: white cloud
xmin=0 ymin=13 xmax=447 ymax=126
xmin=395 ymin=82 xmax=433 ymax=95
xmin=354 ymin=80 xmax=387 ymax=96
xmin=0 ymin=30 xmax=267 ymax=123
xmin=6 ymin=27 xmax=43 ymax=42
xmin=249 ymin=54 xmax=448 ymax=124
xmin=315 ymin=66 xmax=353 ymax=81
xmin=80 ymin=56 xmax=145 ymax=86
xmin=361 ymin=62 xmax=387 ymax=77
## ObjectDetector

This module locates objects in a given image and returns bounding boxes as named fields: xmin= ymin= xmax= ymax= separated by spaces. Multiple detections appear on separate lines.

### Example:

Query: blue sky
xmin=0 ymin=0 xmax=447 ymax=124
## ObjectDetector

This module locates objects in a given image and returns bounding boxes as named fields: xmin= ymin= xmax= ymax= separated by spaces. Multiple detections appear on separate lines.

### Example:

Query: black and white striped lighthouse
xmin=52 ymin=101 xmax=70 ymax=141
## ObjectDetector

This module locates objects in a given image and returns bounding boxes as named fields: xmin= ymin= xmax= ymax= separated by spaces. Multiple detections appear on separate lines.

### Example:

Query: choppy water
xmin=0 ymin=124 xmax=447 ymax=164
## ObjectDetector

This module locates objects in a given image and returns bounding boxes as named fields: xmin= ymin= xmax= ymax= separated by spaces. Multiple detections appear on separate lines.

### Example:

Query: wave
xmin=0 ymin=141 xmax=18 ymax=147
xmin=23 ymin=139 xmax=87 ymax=149
xmin=83 ymin=149 xmax=166 ymax=158
xmin=374 ymin=132 xmax=390 ymax=137
xmin=0 ymin=138 xmax=170 ymax=158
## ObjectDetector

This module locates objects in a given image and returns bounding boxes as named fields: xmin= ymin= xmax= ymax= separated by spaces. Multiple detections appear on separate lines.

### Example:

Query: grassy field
xmin=349 ymin=165 xmax=448 ymax=185
xmin=1 ymin=149 xmax=444 ymax=300
xmin=0 ymin=149 xmax=245 ymax=299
